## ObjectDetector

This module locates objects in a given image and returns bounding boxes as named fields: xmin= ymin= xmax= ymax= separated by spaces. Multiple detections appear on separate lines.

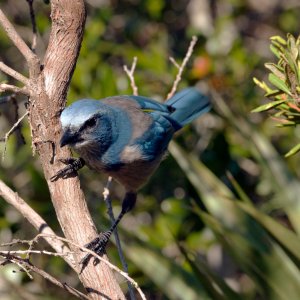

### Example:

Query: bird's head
xmin=59 ymin=99 xmax=112 ymax=152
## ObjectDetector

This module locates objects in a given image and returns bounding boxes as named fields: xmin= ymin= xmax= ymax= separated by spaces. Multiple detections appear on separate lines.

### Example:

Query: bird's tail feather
xmin=166 ymin=88 xmax=211 ymax=128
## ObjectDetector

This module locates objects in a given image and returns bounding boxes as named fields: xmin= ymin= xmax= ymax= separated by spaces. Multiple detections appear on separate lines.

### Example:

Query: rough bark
xmin=26 ymin=1 xmax=125 ymax=299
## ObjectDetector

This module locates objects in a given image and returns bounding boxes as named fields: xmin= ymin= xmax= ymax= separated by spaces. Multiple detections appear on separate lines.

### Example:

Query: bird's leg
xmin=50 ymin=157 xmax=85 ymax=181
xmin=80 ymin=192 xmax=137 ymax=269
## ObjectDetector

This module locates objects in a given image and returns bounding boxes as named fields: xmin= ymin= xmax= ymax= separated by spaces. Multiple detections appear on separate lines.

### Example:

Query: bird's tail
xmin=166 ymin=88 xmax=211 ymax=130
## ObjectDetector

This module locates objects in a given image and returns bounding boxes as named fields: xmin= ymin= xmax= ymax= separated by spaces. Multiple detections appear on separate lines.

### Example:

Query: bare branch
xmin=37 ymin=234 xmax=147 ymax=300
xmin=0 ymin=253 xmax=88 ymax=300
xmin=0 ymin=83 xmax=29 ymax=95
xmin=26 ymin=0 xmax=38 ymax=52
xmin=0 ymin=9 xmax=40 ymax=78
xmin=0 ymin=180 xmax=75 ymax=268
xmin=1 ymin=111 xmax=28 ymax=160
xmin=0 ymin=62 xmax=29 ymax=85
xmin=169 ymin=57 xmax=180 ymax=69
xmin=167 ymin=36 xmax=198 ymax=99
xmin=103 ymin=177 xmax=136 ymax=300
xmin=124 ymin=56 xmax=138 ymax=96
xmin=0 ymin=249 xmax=74 ymax=258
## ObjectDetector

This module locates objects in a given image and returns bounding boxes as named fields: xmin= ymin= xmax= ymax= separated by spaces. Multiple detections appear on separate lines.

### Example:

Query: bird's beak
xmin=60 ymin=129 xmax=76 ymax=147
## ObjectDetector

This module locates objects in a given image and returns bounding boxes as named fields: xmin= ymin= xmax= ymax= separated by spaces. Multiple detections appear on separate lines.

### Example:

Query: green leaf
xmin=264 ymin=90 xmax=283 ymax=97
xmin=268 ymin=73 xmax=291 ymax=95
xmin=265 ymin=63 xmax=286 ymax=80
xmin=270 ymin=44 xmax=281 ymax=59
xmin=253 ymin=77 xmax=272 ymax=93
xmin=236 ymin=201 xmax=300 ymax=261
xmin=178 ymin=244 xmax=242 ymax=300
xmin=251 ymin=100 xmax=286 ymax=113
xmin=124 ymin=242 xmax=211 ymax=300
xmin=270 ymin=36 xmax=287 ymax=45
xmin=287 ymin=34 xmax=298 ymax=60
xmin=285 ymin=142 xmax=300 ymax=157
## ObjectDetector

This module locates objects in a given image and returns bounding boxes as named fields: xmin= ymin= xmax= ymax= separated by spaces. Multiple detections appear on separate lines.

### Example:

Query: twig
xmin=1 ymin=111 xmax=28 ymax=160
xmin=0 ymin=62 xmax=29 ymax=85
xmin=0 ymin=253 xmax=88 ymax=300
xmin=0 ymin=83 xmax=29 ymax=95
xmin=123 ymin=57 xmax=138 ymax=96
xmin=103 ymin=177 xmax=136 ymax=300
xmin=36 ymin=234 xmax=147 ymax=300
xmin=169 ymin=57 xmax=180 ymax=69
xmin=167 ymin=36 xmax=198 ymax=99
xmin=0 ymin=249 xmax=74 ymax=258
xmin=11 ymin=258 xmax=33 ymax=279
xmin=0 ymin=180 xmax=75 ymax=268
xmin=0 ymin=9 xmax=40 ymax=78
xmin=26 ymin=0 xmax=38 ymax=52
xmin=0 ymin=232 xmax=146 ymax=300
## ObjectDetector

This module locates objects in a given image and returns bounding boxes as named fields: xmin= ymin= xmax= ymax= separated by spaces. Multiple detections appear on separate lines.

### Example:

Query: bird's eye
xmin=84 ymin=117 xmax=97 ymax=129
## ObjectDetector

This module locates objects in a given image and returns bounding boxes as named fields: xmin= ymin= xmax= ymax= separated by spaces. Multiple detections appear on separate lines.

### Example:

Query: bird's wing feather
xmin=102 ymin=95 xmax=172 ymax=114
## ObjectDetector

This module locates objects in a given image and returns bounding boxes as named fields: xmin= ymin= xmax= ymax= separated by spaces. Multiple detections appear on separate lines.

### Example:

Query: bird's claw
xmin=50 ymin=157 xmax=85 ymax=182
xmin=79 ymin=231 xmax=111 ymax=272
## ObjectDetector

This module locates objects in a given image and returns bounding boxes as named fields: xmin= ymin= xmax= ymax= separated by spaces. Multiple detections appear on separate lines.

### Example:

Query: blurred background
xmin=0 ymin=0 xmax=300 ymax=299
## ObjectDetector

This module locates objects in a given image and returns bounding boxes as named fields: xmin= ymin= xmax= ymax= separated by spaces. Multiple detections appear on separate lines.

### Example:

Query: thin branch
xmin=1 ymin=111 xmax=28 ymax=160
xmin=167 ymin=36 xmax=198 ymax=99
xmin=0 ymin=232 xmax=146 ymax=299
xmin=0 ymin=9 xmax=40 ymax=78
xmin=26 ymin=0 xmax=38 ymax=52
xmin=0 ymin=62 xmax=29 ymax=85
xmin=35 ymin=234 xmax=147 ymax=300
xmin=123 ymin=56 xmax=138 ymax=96
xmin=0 ymin=9 xmax=39 ymax=72
xmin=103 ymin=177 xmax=136 ymax=300
xmin=0 ymin=83 xmax=29 ymax=95
xmin=169 ymin=57 xmax=180 ymax=69
xmin=0 ymin=180 xmax=75 ymax=268
xmin=11 ymin=258 xmax=33 ymax=279
xmin=0 ymin=249 xmax=74 ymax=258
xmin=0 ymin=254 xmax=88 ymax=300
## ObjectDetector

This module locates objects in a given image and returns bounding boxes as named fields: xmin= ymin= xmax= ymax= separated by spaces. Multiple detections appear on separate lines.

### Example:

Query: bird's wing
xmin=102 ymin=95 xmax=173 ymax=114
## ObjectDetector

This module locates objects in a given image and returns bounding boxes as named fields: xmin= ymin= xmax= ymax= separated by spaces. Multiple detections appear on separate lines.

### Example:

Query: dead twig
xmin=0 ymin=83 xmax=29 ymax=95
xmin=0 ymin=62 xmax=29 ymax=85
xmin=0 ymin=253 xmax=88 ymax=300
xmin=0 ymin=9 xmax=40 ymax=78
xmin=26 ymin=0 xmax=38 ymax=52
xmin=1 ymin=111 xmax=28 ymax=160
xmin=0 ymin=180 xmax=75 ymax=267
xmin=124 ymin=56 xmax=138 ymax=96
xmin=167 ymin=36 xmax=198 ymax=99
xmin=36 ymin=233 xmax=146 ymax=300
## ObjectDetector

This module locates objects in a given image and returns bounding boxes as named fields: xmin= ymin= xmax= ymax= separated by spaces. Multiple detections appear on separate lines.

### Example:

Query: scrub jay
xmin=51 ymin=88 xmax=211 ymax=265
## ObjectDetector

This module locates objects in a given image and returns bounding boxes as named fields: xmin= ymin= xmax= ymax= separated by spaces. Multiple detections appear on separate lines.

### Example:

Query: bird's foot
xmin=50 ymin=157 xmax=85 ymax=181
xmin=79 ymin=231 xmax=112 ymax=272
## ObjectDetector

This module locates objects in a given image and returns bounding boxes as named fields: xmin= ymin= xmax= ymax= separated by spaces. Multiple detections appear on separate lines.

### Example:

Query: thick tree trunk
xmin=28 ymin=1 xmax=125 ymax=299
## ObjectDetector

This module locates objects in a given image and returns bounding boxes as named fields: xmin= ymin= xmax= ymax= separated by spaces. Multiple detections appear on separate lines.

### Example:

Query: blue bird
xmin=51 ymin=87 xmax=211 ymax=265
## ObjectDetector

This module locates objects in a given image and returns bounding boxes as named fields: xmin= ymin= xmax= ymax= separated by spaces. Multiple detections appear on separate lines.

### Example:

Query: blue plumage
xmin=53 ymin=87 xmax=211 ymax=262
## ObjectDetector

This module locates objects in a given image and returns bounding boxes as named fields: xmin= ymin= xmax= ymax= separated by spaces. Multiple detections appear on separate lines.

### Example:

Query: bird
xmin=50 ymin=87 xmax=211 ymax=265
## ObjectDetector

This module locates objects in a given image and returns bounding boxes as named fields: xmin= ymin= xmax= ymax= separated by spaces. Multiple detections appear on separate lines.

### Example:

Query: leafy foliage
xmin=253 ymin=34 xmax=300 ymax=156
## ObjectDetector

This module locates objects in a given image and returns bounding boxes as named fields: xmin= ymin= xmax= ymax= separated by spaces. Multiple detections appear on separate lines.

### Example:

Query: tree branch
xmin=0 ymin=253 xmax=88 ymax=300
xmin=26 ymin=0 xmax=38 ymax=52
xmin=167 ymin=35 xmax=198 ymax=99
xmin=0 ymin=83 xmax=29 ymax=95
xmin=0 ymin=9 xmax=40 ymax=78
xmin=0 ymin=62 xmax=29 ymax=84
xmin=0 ymin=180 xmax=75 ymax=267
xmin=1 ymin=111 xmax=28 ymax=160
xmin=124 ymin=56 xmax=138 ymax=96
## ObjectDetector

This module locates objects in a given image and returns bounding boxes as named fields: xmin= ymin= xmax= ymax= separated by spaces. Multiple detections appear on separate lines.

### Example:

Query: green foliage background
xmin=1 ymin=0 xmax=300 ymax=299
